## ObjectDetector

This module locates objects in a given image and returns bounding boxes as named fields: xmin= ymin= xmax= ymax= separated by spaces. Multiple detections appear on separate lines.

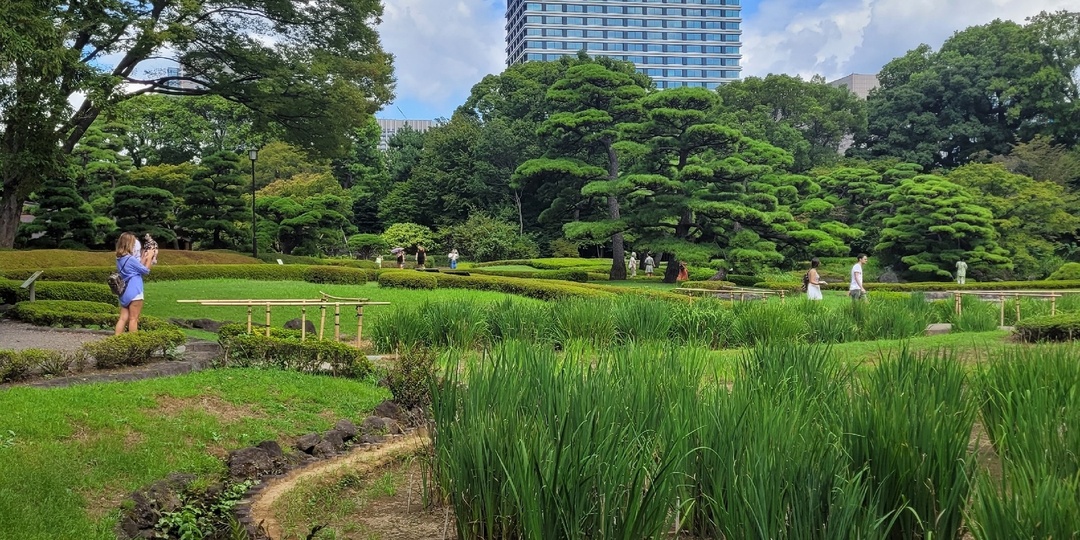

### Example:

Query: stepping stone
xmin=925 ymin=323 xmax=952 ymax=336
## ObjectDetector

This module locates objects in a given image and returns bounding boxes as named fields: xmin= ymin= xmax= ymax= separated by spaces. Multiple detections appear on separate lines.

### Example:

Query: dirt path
xmin=248 ymin=432 xmax=431 ymax=540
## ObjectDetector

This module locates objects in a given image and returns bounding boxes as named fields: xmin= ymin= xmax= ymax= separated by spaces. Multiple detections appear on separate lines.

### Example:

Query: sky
xmin=376 ymin=0 xmax=1077 ymax=121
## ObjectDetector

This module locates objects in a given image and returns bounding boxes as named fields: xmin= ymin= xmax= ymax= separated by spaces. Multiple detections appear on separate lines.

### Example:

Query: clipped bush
xmin=302 ymin=265 xmax=371 ymax=284
xmin=81 ymin=328 xmax=187 ymax=368
xmin=1015 ymin=313 xmax=1080 ymax=343
xmin=678 ymin=281 xmax=738 ymax=291
xmin=435 ymin=272 xmax=614 ymax=300
xmin=472 ymin=258 xmax=611 ymax=270
xmin=218 ymin=327 xmax=372 ymax=378
xmin=468 ymin=268 xmax=589 ymax=282
xmin=0 ymin=350 xmax=35 ymax=382
xmin=378 ymin=270 xmax=438 ymax=289
xmin=383 ymin=346 xmax=436 ymax=409
xmin=1 ymin=264 xmax=375 ymax=285
xmin=0 ymin=278 xmax=116 ymax=304
xmin=8 ymin=300 xmax=173 ymax=330
xmin=19 ymin=349 xmax=70 ymax=377
xmin=755 ymin=279 xmax=1080 ymax=293
xmin=727 ymin=274 xmax=759 ymax=287
xmin=1048 ymin=262 xmax=1080 ymax=281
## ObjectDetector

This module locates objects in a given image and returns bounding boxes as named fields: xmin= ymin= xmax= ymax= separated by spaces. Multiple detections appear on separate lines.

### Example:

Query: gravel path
xmin=0 ymin=319 xmax=111 ymax=352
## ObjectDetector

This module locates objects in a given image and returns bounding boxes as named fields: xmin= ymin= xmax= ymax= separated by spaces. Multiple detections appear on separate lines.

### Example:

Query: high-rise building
xmin=376 ymin=119 xmax=437 ymax=151
xmin=827 ymin=74 xmax=880 ymax=99
xmin=505 ymin=0 xmax=742 ymax=89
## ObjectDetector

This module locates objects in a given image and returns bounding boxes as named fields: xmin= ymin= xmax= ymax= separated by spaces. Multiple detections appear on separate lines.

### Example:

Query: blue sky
xmin=376 ymin=0 xmax=1075 ymax=121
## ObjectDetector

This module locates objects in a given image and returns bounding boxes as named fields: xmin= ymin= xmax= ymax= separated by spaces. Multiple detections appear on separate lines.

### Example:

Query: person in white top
xmin=628 ymin=251 xmax=639 ymax=278
xmin=955 ymin=260 xmax=967 ymax=285
xmin=849 ymin=254 xmax=868 ymax=301
xmin=807 ymin=257 xmax=826 ymax=300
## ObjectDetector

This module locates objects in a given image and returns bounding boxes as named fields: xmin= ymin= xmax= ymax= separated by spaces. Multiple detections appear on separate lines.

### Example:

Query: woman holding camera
xmin=114 ymin=232 xmax=158 ymax=334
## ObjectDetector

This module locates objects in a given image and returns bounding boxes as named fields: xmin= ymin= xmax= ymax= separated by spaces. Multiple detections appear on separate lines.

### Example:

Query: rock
xmin=284 ymin=318 xmax=317 ymax=333
xmin=359 ymin=433 xmax=385 ymax=444
xmin=323 ymin=429 xmax=347 ymax=451
xmin=312 ymin=439 xmax=337 ymax=459
xmin=878 ymin=268 xmax=899 ymax=283
xmin=295 ymin=433 xmax=321 ymax=454
xmin=227 ymin=447 xmax=274 ymax=480
xmin=360 ymin=416 xmax=387 ymax=436
xmin=381 ymin=417 xmax=403 ymax=435
xmin=118 ymin=473 xmax=195 ymax=540
xmin=333 ymin=419 xmax=358 ymax=440
xmin=925 ymin=323 xmax=952 ymax=336
xmin=372 ymin=400 xmax=405 ymax=422
xmin=257 ymin=440 xmax=284 ymax=460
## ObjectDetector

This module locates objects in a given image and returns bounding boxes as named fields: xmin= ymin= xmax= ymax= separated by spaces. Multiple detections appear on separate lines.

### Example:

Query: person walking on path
xmin=448 ymin=249 xmax=459 ymax=270
xmin=416 ymin=246 xmax=427 ymax=269
xmin=644 ymin=253 xmax=655 ymax=277
xmin=628 ymin=252 xmax=639 ymax=278
xmin=955 ymin=260 xmax=968 ymax=285
xmin=849 ymin=254 xmax=868 ymax=301
xmin=114 ymin=232 xmax=157 ymax=334
xmin=806 ymin=258 xmax=826 ymax=300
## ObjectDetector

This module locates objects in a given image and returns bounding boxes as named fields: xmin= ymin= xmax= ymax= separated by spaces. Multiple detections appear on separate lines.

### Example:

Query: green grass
xmin=141 ymin=280 xmax=545 ymax=340
xmin=470 ymin=265 xmax=543 ymax=272
xmin=0 ymin=249 xmax=259 ymax=270
xmin=0 ymin=369 xmax=389 ymax=540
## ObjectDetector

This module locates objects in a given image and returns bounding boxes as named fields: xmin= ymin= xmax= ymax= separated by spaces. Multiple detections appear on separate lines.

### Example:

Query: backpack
xmin=108 ymin=258 xmax=130 ymax=297
xmin=801 ymin=271 xmax=810 ymax=292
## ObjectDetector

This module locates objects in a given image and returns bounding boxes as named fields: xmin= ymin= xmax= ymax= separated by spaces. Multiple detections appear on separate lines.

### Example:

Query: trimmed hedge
xmin=1 ymin=264 xmax=377 ymax=285
xmin=8 ymin=300 xmax=172 ymax=330
xmin=376 ymin=270 xmax=615 ymax=300
xmin=468 ymin=268 xmax=589 ymax=282
xmin=754 ymin=280 xmax=1080 ymax=293
xmin=727 ymin=274 xmax=759 ymax=287
xmin=217 ymin=323 xmax=373 ymax=378
xmin=472 ymin=258 xmax=611 ymax=270
xmin=0 ymin=350 xmax=36 ymax=382
xmin=81 ymin=327 xmax=188 ymax=368
xmin=678 ymin=281 xmax=739 ymax=291
xmin=378 ymin=271 xmax=439 ymax=290
xmin=258 ymin=253 xmax=379 ymax=269
xmin=0 ymin=278 xmax=115 ymax=304
xmin=1015 ymin=314 xmax=1080 ymax=343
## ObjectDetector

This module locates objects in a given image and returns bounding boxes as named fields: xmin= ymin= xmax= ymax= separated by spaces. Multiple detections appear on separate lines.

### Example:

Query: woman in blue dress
xmin=114 ymin=232 xmax=158 ymax=334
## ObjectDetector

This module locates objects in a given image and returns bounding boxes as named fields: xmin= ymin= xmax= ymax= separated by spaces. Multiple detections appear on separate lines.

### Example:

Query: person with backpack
xmin=805 ymin=257 xmax=826 ymax=300
xmin=114 ymin=231 xmax=157 ymax=334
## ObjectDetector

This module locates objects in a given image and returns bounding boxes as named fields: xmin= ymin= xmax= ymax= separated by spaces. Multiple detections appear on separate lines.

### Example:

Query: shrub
xmin=20 ymin=349 xmax=70 ymax=377
xmin=347 ymin=233 xmax=389 ymax=260
xmin=468 ymin=268 xmax=589 ymax=282
xmin=81 ymin=328 xmax=187 ymax=368
xmin=8 ymin=300 xmax=173 ymax=330
xmin=755 ymin=279 xmax=1080 ymax=292
xmin=726 ymin=274 xmax=758 ymax=287
xmin=0 ymin=350 xmax=34 ymax=382
xmin=1015 ymin=313 xmax=1080 ymax=343
xmin=383 ymin=346 xmax=436 ymax=409
xmin=435 ymin=272 xmax=614 ymax=300
xmin=377 ymin=270 xmax=438 ymax=289
xmin=1 ymin=264 xmax=374 ymax=285
xmin=301 ymin=265 xmax=370 ymax=284
xmin=218 ymin=329 xmax=372 ymax=377
xmin=381 ymin=222 xmax=435 ymax=253
xmin=438 ymin=213 xmax=540 ymax=262
xmin=1048 ymin=262 xmax=1080 ymax=281
xmin=0 ymin=279 xmax=115 ymax=304
xmin=678 ymin=280 xmax=738 ymax=290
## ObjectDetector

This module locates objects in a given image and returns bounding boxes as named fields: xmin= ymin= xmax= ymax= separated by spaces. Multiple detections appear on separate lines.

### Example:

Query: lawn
xmin=141 ymin=280 xmax=546 ymax=340
xmin=0 ymin=369 xmax=388 ymax=540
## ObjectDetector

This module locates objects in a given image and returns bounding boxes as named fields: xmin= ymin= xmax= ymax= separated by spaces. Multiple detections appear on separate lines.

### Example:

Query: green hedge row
xmin=378 ymin=270 xmax=615 ymax=300
xmin=472 ymin=258 xmax=611 ymax=270
xmin=8 ymin=300 xmax=172 ymax=330
xmin=1015 ymin=314 xmax=1080 ymax=343
xmin=1 ymin=264 xmax=377 ymax=285
xmin=82 ymin=328 xmax=188 ymax=368
xmin=256 ymin=254 xmax=378 ymax=269
xmin=217 ymin=323 xmax=372 ymax=378
xmin=678 ymin=281 xmax=740 ymax=290
xmin=754 ymin=280 xmax=1080 ymax=293
xmin=0 ymin=278 xmax=115 ymax=304
xmin=468 ymin=268 xmax=590 ymax=282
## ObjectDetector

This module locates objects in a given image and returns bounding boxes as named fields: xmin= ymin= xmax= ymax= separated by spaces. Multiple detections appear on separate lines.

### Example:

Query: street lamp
xmin=249 ymin=148 xmax=258 ymax=259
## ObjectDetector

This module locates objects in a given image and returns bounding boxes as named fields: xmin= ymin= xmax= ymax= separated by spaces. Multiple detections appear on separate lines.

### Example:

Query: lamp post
xmin=249 ymin=148 xmax=258 ymax=259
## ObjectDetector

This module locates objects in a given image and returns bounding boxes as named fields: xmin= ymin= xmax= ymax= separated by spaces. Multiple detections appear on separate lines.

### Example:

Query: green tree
xmin=875 ymin=174 xmax=1011 ymax=279
xmin=715 ymin=74 xmax=868 ymax=172
xmin=109 ymin=185 xmax=179 ymax=247
xmin=334 ymin=117 xmax=390 ymax=232
xmin=111 ymin=94 xmax=258 ymax=167
xmin=347 ymin=233 xmax=388 ymax=259
xmin=254 ymin=141 xmax=333 ymax=190
xmin=69 ymin=122 xmax=134 ymax=203
xmin=259 ymin=194 xmax=355 ymax=256
xmin=948 ymin=163 xmax=1080 ymax=278
xmin=180 ymin=151 xmax=248 ymax=249
xmin=0 ymin=0 xmax=393 ymax=247
xmin=18 ymin=173 xmax=96 ymax=249
xmin=381 ymin=222 xmax=435 ymax=254
xmin=438 ymin=213 xmax=540 ymax=262
xmin=533 ymin=58 xmax=652 ymax=279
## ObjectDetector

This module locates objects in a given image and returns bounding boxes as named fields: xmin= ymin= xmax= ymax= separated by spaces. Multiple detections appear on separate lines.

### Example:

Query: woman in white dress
xmin=807 ymin=257 xmax=826 ymax=300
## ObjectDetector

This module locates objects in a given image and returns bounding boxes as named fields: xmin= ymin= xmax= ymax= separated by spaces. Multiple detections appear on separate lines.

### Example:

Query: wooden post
xmin=1051 ymin=294 xmax=1057 ymax=316
xmin=319 ymin=305 xmax=327 ymax=340
xmin=246 ymin=306 xmax=253 ymax=333
xmin=999 ymin=294 xmax=1005 ymax=327
xmin=954 ymin=292 xmax=962 ymax=317
xmin=1015 ymin=293 xmax=1021 ymax=323
xmin=355 ymin=305 xmax=363 ymax=347
xmin=780 ymin=290 xmax=785 ymax=304
xmin=301 ymin=307 xmax=308 ymax=341
xmin=265 ymin=303 xmax=272 ymax=337
xmin=334 ymin=303 xmax=341 ymax=341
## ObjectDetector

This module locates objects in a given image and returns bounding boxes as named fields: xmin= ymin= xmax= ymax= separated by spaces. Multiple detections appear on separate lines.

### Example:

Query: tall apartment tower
xmin=505 ymin=0 xmax=742 ymax=89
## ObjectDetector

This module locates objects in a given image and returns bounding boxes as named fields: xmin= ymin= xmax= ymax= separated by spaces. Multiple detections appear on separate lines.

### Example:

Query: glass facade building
xmin=505 ymin=0 xmax=742 ymax=89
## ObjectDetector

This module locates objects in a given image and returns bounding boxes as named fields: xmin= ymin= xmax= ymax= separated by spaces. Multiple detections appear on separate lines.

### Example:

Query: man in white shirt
xmin=955 ymin=260 xmax=968 ymax=285
xmin=849 ymin=254 xmax=868 ymax=301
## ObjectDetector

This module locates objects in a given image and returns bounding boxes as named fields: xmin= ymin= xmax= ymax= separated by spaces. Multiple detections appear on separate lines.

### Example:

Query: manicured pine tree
xmin=180 ymin=151 xmax=247 ymax=249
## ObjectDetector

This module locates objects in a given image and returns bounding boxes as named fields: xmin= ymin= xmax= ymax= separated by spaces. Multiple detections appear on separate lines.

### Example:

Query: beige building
xmin=828 ymin=73 xmax=880 ymax=99
xmin=376 ymin=119 xmax=436 ymax=151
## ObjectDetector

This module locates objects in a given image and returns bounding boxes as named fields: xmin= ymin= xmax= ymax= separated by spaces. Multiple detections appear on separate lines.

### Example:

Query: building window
xmin=543 ymin=4 xmax=560 ymax=11
xmin=587 ymin=17 xmax=602 ymax=25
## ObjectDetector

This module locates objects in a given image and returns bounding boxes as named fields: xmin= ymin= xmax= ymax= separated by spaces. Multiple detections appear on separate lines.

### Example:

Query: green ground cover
xmin=0 ymin=249 xmax=259 ymax=270
xmin=0 ymin=369 xmax=388 ymax=540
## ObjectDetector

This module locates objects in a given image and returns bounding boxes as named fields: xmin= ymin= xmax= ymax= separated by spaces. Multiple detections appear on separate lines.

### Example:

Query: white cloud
xmin=742 ymin=0 xmax=1077 ymax=80
xmin=378 ymin=1 xmax=506 ymax=118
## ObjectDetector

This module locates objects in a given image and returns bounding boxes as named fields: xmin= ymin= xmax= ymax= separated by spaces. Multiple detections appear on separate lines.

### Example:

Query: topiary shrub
xmin=679 ymin=281 xmax=738 ymax=290
xmin=0 ymin=350 xmax=35 ymax=382
xmin=1015 ymin=314 xmax=1080 ymax=343
xmin=727 ymin=274 xmax=759 ymax=287
xmin=217 ymin=327 xmax=372 ymax=378
xmin=81 ymin=328 xmax=187 ymax=368
xmin=382 ymin=346 xmax=436 ymax=409
xmin=8 ymin=300 xmax=174 ymax=330
xmin=377 ymin=270 xmax=438 ymax=289
xmin=0 ymin=279 xmax=116 ymax=304
xmin=302 ymin=265 xmax=371 ymax=284
xmin=1048 ymin=262 xmax=1080 ymax=281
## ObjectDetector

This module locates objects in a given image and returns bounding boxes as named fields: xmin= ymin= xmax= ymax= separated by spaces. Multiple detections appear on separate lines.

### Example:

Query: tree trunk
xmin=0 ymin=189 xmax=22 ymax=248
xmin=662 ymin=252 xmax=680 ymax=283
xmin=606 ymin=141 xmax=626 ymax=280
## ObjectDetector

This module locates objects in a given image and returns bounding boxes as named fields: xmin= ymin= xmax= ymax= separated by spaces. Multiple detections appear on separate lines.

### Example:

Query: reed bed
xmin=426 ymin=342 xmax=1080 ymax=539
